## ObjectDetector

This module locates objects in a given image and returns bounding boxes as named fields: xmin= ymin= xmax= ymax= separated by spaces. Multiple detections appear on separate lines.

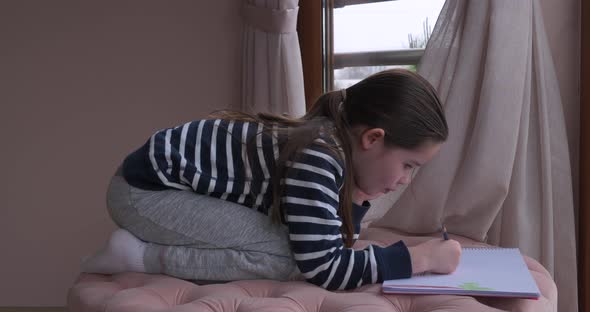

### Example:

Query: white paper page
xmin=383 ymin=248 xmax=540 ymax=295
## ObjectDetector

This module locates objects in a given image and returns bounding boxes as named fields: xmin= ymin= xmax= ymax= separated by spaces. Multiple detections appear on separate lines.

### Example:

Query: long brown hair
xmin=210 ymin=69 xmax=447 ymax=247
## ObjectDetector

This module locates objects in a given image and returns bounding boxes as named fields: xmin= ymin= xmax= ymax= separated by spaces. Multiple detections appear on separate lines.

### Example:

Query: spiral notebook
xmin=382 ymin=247 xmax=540 ymax=299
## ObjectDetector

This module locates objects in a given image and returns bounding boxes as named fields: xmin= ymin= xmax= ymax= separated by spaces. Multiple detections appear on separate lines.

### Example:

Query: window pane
xmin=334 ymin=0 xmax=446 ymax=53
xmin=334 ymin=65 xmax=414 ymax=90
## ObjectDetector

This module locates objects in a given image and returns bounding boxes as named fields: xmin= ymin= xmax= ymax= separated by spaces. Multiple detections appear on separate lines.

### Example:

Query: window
xmin=326 ymin=0 xmax=445 ymax=90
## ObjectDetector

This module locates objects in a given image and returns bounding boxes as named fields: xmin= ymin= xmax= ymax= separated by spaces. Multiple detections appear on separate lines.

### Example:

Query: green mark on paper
xmin=458 ymin=282 xmax=495 ymax=291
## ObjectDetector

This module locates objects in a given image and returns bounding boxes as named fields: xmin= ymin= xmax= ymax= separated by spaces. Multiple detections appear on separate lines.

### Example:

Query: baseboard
xmin=0 ymin=308 xmax=65 ymax=312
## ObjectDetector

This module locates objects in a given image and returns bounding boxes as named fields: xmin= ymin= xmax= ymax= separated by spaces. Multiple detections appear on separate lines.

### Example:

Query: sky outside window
xmin=334 ymin=0 xmax=446 ymax=52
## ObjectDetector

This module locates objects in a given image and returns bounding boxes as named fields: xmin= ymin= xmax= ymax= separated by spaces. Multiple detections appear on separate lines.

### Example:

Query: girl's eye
xmin=404 ymin=164 xmax=413 ymax=170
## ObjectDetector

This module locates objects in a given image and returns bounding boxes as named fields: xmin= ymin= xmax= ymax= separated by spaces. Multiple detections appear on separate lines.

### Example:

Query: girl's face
xmin=350 ymin=127 xmax=442 ymax=199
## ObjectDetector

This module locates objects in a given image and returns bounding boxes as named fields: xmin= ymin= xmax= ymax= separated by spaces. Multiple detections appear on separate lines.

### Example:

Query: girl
xmin=82 ymin=69 xmax=461 ymax=290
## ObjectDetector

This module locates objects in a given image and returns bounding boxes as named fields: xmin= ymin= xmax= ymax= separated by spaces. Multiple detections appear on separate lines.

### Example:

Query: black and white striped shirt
xmin=122 ymin=119 xmax=411 ymax=290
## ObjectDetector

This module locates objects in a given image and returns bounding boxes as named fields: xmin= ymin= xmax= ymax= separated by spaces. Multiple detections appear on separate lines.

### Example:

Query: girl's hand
xmin=408 ymin=239 xmax=461 ymax=275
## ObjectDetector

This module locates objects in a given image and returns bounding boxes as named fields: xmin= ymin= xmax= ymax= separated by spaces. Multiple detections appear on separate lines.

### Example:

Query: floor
xmin=0 ymin=308 xmax=65 ymax=312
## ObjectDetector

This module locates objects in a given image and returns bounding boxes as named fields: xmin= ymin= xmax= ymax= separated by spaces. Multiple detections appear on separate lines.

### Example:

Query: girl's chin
xmin=365 ymin=191 xmax=384 ymax=200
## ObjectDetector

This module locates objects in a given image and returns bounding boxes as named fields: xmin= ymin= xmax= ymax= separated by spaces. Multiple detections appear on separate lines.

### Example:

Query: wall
xmin=0 ymin=1 xmax=242 ymax=306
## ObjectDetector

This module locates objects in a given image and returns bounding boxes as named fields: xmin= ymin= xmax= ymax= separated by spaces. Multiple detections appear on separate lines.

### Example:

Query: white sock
xmin=81 ymin=228 xmax=146 ymax=274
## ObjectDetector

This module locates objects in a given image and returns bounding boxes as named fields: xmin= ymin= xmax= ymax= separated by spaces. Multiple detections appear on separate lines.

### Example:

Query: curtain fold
xmin=371 ymin=1 xmax=577 ymax=311
xmin=241 ymin=0 xmax=305 ymax=117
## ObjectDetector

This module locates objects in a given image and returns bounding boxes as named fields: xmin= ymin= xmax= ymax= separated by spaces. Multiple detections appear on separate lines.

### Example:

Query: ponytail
xmin=296 ymin=89 xmax=356 ymax=248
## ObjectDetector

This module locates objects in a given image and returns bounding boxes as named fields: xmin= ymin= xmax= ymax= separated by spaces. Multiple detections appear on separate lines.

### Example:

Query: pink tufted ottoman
xmin=68 ymin=227 xmax=557 ymax=312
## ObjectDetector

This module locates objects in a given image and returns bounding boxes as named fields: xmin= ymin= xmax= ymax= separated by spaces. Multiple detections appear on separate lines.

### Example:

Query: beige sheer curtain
xmin=241 ymin=0 xmax=305 ymax=116
xmin=370 ymin=1 xmax=577 ymax=311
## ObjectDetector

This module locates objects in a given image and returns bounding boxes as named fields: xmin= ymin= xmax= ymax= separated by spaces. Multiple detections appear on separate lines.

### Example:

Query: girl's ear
xmin=360 ymin=128 xmax=385 ymax=150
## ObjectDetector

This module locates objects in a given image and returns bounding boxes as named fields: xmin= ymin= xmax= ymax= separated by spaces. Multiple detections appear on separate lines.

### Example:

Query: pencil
xmin=442 ymin=224 xmax=449 ymax=240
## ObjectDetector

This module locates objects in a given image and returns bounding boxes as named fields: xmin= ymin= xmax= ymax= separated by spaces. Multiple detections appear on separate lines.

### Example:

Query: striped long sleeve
xmin=283 ymin=140 xmax=413 ymax=290
xmin=122 ymin=119 xmax=279 ymax=212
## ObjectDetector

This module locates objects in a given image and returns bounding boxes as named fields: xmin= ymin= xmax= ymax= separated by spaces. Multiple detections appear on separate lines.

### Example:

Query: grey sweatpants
xmin=106 ymin=168 xmax=300 ymax=282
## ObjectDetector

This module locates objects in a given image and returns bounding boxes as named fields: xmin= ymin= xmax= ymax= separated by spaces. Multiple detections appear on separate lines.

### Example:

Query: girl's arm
xmin=282 ymin=141 xmax=412 ymax=290
xmin=351 ymin=186 xmax=462 ymax=275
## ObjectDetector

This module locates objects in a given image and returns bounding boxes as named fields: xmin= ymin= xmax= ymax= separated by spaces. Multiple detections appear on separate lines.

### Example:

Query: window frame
xmin=299 ymin=0 xmax=431 ymax=103
xmin=580 ymin=0 xmax=590 ymax=311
